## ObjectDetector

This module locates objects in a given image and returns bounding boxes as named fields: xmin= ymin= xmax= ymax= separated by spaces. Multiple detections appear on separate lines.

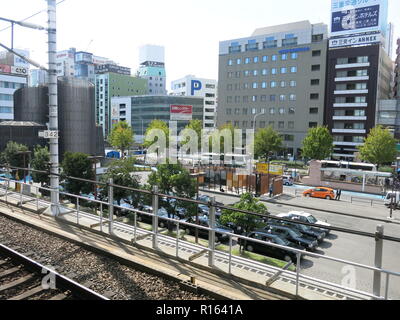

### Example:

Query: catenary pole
xmin=47 ymin=0 xmax=60 ymax=216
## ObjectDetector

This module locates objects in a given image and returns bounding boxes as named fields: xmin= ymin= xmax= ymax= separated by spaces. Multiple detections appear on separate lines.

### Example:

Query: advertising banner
xmin=0 ymin=64 xmax=11 ymax=74
xmin=329 ymin=32 xmax=382 ymax=48
xmin=170 ymin=105 xmax=193 ymax=121
xmin=11 ymin=66 xmax=28 ymax=76
xmin=331 ymin=0 xmax=388 ymax=38
xmin=256 ymin=163 xmax=284 ymax=176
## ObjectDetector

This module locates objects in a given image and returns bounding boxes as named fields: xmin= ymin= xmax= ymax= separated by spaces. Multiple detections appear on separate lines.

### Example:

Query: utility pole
xmin=47 ymin=0 xmax=60 ymax=216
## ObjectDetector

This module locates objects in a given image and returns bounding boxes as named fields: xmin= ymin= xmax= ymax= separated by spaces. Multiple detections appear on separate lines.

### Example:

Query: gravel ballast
xmin=0 ymin=215 xmax=212 ymax=300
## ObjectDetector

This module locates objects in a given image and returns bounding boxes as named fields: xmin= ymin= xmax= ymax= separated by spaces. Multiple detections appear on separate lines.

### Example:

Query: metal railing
xmin=0 ymin=166 xmax=400 ymax=300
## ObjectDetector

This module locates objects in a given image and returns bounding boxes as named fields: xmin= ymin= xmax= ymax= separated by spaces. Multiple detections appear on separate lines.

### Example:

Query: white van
xmin=384 ymin=192 xmax=400 ymax=208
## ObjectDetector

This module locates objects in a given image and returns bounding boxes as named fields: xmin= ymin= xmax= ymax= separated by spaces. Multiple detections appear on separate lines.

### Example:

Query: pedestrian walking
xmin=269 ymin=185 xmax=274 ymax=198
xmin=336 ymin=189 xmax=342 ymax=201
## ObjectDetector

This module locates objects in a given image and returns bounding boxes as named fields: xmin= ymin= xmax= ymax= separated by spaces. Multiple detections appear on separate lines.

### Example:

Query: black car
xmin=275 ymin=220 xmax=326 ymax=242
xmin=263 ymin=225 xmax=318 ymax=251
xmin=137 ymin=206 xmax=181 ymax=228
xmin=181 ymin=215 xmax=234 ymax=243
xmin=239 ymin=231 xmax=304 ymax=263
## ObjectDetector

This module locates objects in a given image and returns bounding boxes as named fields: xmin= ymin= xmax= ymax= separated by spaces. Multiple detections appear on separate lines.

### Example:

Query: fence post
xmin=373 ymin=225 xmax=384 ymax=298
xmin=108 ymin=178 xmax=114 ymax=235
xmin=208 ymin=197 xmax=216 ymax=268
xmin=152 ymin=186 xmax=159 ymax=250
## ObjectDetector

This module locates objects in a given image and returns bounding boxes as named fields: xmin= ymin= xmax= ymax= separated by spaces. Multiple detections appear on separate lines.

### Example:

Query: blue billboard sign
xmin=332 ymin=5 xmax=380 ymax=33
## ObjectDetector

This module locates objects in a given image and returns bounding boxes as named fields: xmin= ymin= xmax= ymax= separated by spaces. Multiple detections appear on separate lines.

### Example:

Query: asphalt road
xmin=200 ymin=190 xmax=400 ymax=299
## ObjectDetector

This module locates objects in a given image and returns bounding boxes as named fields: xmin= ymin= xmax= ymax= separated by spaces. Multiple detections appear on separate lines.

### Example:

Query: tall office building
xmin=95 ymin=72 xmax=147 ymax=138
xmin=171 ymin=75 xmax=217 ymax=131
xmin=0 ymin=50 xmax=29 ymax=121
xmin=325 ymin=0 xmax=393 ymax=160
xmin=217 ymin=21 xmax=328 ymax=158
xmin=30 ymin=69 xmax=48 ymax=87
xmin=137 ymin=45 xmax=167 ymax=95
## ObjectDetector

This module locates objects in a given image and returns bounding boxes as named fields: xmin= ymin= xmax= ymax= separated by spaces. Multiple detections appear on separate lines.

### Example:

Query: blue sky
xmin=0 ymin=0 xmax=398 ymax=88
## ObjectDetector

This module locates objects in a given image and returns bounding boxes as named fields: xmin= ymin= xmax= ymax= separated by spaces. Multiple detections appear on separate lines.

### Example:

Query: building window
xmin=253 ymin=70 xmax=258 ymax=76
xmin=290 ymin=66 xmax=297 ymax=73
xmin=269 ymin=108 xmax=275 ymax=115
xmin=278 ymin=121 xmax=285 ymax=129
xmin=245 ymin=57 xmax=251 ymax=64
xmin=288 ymin=107 xmax=296 ymax=114
xmin=281 ymin=67 xmax=287 ymax=74
xmin=290 ymin=80 xmax=297 ymax=87
xmin=291 ymin=52 xmax=298 ymax=60
xmin=312 ymin=50 xmax=321 ymax=57
xmin=272 ymin=55 xmax=277 ymax=61
xmin=288 ymin=122 xmax=294 ymax=129
xmin=309 ymin=122 xmax=318 ymax=128
xmin=279 ymin=107 xmax=285 ymax=115
xmin=244 ymin=70 xmax=250 ymax=77
xmin=243 ymin=108 xmax=248 ymax=115
xmin=263 ymin=40 xmax=277 ymax=48
xmin=269 ymin=121 xmax=275 ymax=128
xmin=237 ymin=58 xmax=242 ymax=65
xmin=243 ymin=96 xmax=249 ymax=103
xmin=270 ymin=95 xmax=276 ymax=101
xmin=309 ymin=107 xmax=319 ymax=114
xmin=271 ymin=81 xmax=277 ymax=88
xmin=235 ymin=108 xmax=240 ymax=115
xmin=282 ymin=38 xmax=298 ymax=47
xmin=253 ymin=82 xmax=258 ymax=89
xmin=254 ymin=56 xmax=259 ymax=63
xmin=311 ymin=79 xmax=320 ymax=86
xmin=252 ymin=95 xmax=258 ymax=102
xmin=262 ymin=82 xmax=267 ymax=89
xmin=261 ymin=95 xmax=267 ymax=101
xmin=280 ymin=95 xmax=286 ymax=101
xmin=262 ymin=69 xmax=268 ymax=75
xmin=272 ymin=68 xmax=278 ymax=75
xmin=281 ymin=54 xmax=288 ymax=61
xmin=252 ymin=108 xmax=257 ymax=115
xmin=260 ymin=121 xmax=266 ymax=128
xmin=226 ymin=108 xmax=232 ymax=115
xmin=262 ymin=55 xmax=268 ymax=62
xmin=310 ymin=93 xmax=319 ymax=100
xmin=312 ymin=34 xmax=323 ymax=42
xmin=280 ymin=81 xmax=286 ymax=88
xmin=311 ymin=65 xmax=321 ymax=71
xmin=289 ymin=94 xmax=296 ymax=101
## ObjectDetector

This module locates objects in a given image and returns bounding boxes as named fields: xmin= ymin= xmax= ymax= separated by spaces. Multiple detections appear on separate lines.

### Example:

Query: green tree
xmin=301 ymin=126 xmax=334 ymax=160
xmin=143 ymin=120 xmax=170 ymax=149
xmin=0 ymin=141 xmax=29 ymax=178
xmin=108 ymin=121 xmax=134 ymax=158
xmin=254 ymin=126 xmax=283 ymax=161
xmin=100 ymin=157 xmax=140 ymax=207
xmin=220 ymin=193 xmax=269 ymax=250
xmin=148 ymin=161 xmax=197 ymax=229
xmin=61 ymin=152 xmax=93 ymax=199
xmin=358 ymin=126 xmax=397 ymax=169
xmin=181 ymin=119 xmax=203 ymax=148
xmin=31 ymin=145 xmax=50 ymax=186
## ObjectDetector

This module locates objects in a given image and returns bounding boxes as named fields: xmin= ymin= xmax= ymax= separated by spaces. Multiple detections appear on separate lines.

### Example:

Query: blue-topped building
xmin=137 ymin=45 xmax=167 ymax=95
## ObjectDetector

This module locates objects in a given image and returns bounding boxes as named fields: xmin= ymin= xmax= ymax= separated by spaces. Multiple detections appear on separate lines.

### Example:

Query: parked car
xmin=384 ymin=191 xmax=400 ymax=208
xmin=181 ymin=215 xmax=234 ymax=243
xmin=283 ymin=176 xmax=294 ymax=186
xmin=239 ymin=231 xmax=304 ymax=263
xmin=284 ymin=211 xmax=331 ymax=235
xmin=137 ymin=206 xmax=181 ymax=227
xmin=262 ymin=224 xmax=318 ymax=251
xmin=274 ymin=214 xmax=326 ymax=242
xmin=303 ymin=187 xmax=335 ymax=200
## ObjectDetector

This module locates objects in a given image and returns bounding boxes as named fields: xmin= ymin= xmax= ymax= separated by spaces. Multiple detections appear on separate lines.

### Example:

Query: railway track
xmin=0 ymin=243 xmax=108 ymax=300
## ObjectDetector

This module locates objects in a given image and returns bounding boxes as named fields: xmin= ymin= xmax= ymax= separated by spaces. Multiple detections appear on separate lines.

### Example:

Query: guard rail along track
xmin=0 ymin=243 xmax=108 ymax=300
xmin=1 ymin=164 xmax=400 ymax=300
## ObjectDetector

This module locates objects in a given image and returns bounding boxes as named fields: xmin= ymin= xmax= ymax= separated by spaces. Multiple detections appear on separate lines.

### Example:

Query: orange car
xmin=303 ymin=187 xmax=335 ymax=200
